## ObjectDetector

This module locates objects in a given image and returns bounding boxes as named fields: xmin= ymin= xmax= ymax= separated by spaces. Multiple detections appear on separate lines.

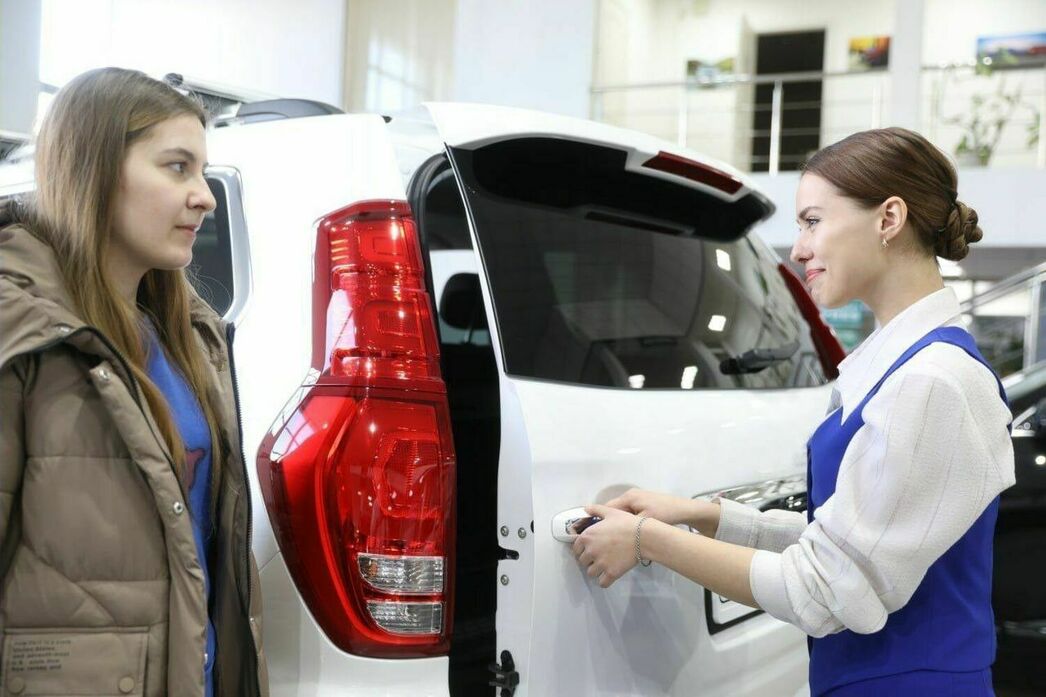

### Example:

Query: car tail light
xmin=258 ymin=200 xmax=456 ymax=657
xmin=641 ymin=151 xmax=744 ymax=195
xmin=778 ymin=263 xmax=845 ymax=380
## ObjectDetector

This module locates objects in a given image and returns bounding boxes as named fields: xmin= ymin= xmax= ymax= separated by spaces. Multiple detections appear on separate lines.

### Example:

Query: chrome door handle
xmin=551 ymin=507 xmax=602 ymax=542
xmin=694 ymin=474 xmax=807 ymax=513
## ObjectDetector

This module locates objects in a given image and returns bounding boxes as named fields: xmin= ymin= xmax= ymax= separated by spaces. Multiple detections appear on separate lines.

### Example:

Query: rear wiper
xmin=639 ymin=335 xmax=679 ymax=347
xmin=720 ymin=340 xmax=800 ymax=374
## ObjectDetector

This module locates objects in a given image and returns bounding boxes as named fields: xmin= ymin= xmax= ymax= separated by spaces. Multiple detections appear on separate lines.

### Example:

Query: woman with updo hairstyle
xmin=572 ymin=127 xmax=1014 ymax=695
xmin=0 ymin=67 xmax=266 ymax=696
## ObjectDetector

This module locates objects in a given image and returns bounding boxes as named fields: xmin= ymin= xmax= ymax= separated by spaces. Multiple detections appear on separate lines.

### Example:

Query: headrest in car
xmin=439 ymin=273 xmax=488 ymax=331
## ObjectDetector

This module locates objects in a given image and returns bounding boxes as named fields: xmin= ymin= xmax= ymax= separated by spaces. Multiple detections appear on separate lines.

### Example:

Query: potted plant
xmin=938 ymin=65 xmax=1040 ymax=167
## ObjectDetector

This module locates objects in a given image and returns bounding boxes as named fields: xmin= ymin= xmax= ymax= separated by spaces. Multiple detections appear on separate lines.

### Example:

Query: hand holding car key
xmin=569 ymin=515 xmax=602 ymax=535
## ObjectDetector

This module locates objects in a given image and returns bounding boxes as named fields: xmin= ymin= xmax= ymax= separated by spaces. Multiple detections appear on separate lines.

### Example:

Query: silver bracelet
xmin=635 ymin=516 xmax=653 ymax=567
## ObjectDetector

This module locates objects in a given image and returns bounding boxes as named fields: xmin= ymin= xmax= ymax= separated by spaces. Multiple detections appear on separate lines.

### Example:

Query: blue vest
xmin=806 ymin=327 xmax=1005 ymax=696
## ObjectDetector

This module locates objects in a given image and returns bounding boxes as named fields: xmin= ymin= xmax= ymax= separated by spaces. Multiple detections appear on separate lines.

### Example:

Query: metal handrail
xmin=960 ymin=261 xmax=1046 ymax=312
xmin=591 ymin=61 xmax=1046 ymax=174
xmin=592 ymin=66 xmax=888 ymax=93
xmin=590 ymin=61 xmax=1032 ymax=95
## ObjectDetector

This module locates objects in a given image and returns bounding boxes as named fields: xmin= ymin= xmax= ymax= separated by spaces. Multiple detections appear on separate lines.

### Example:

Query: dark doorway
xmin=751 ymin=30 xmax=825 ymax=172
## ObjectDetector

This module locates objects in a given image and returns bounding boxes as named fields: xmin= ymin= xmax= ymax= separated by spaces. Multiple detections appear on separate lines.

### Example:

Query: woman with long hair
xmin=574 ymin=128 xmax=1014 ymax=696
xmin=0 ymin=67 xmax=266 ymax=696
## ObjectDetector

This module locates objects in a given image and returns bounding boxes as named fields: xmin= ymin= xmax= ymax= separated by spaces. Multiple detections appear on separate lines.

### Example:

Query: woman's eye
xmin=168 ymin=162 xmax=187 ymax=174
xmin=805 ymin=218 xmax=820 ymax=228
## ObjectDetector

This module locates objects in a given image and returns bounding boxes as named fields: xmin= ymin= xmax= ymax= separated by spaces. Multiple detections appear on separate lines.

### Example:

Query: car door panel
xmin=425 ymin=102 xmax=830 ymax=696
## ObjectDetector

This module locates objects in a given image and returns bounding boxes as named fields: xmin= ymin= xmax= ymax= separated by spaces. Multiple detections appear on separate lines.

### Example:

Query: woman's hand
xmin=605 ymin=488 xmax=701 ymax=527
xmin=572 ymin=504 xmax=641 ymax=589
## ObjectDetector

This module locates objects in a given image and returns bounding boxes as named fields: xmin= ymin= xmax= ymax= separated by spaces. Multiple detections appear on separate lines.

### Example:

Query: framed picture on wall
xmin=848 ymin=36 xmax=890 ymax=71
xmin=685 ymin=57 xmax=735 ymax=81
xmin=976 ymin=32 xmax=1046 ymax=70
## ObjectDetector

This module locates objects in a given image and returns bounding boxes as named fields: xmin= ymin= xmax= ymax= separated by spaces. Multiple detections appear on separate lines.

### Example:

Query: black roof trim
xmin=235 ymin=99 xmax=345 ymax=123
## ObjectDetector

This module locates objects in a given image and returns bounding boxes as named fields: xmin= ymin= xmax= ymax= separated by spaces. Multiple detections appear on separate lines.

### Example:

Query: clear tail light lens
xmin=367 ymin=601 xmax=443 ymax=635
xmin=358 ymin=554 xmax=445 ymax=595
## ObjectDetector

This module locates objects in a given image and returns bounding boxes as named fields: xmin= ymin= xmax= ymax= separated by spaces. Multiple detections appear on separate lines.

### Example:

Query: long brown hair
xmin=32 ymin=67 xmax=223 ymax=493
xmin=803 ymin=127 xmax=983 ymax=261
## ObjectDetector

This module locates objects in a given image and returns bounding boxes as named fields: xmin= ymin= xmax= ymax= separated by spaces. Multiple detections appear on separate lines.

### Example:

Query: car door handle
xmin=551 ymin=507 xmax=603 ymax=542
xmin=694 ymin=474 xmax=807 ymax=513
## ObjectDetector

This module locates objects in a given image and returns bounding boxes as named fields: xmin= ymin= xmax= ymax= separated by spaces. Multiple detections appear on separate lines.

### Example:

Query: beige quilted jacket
xmin=0 ymin=213 xmax=267 ymax=697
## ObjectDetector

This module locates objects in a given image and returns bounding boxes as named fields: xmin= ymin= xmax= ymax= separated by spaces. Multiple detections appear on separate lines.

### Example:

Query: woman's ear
xmin=879 ymin=196 xmax=907 ymax=244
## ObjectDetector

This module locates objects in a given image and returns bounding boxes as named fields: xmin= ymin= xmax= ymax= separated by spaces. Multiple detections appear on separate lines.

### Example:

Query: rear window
xmin=188 ymin=177 xmax=235 ymax=316
xmin=449 ymin=138 xmax=826 ymax=390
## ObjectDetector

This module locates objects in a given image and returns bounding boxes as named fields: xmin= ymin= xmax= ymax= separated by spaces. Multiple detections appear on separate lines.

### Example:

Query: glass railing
xmin=591 ymin=62 xmax=1045 ymax=175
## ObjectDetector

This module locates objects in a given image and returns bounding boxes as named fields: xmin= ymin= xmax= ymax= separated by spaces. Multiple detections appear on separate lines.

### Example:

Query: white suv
xmin=0 ymin=100 xmax=841 ymax=697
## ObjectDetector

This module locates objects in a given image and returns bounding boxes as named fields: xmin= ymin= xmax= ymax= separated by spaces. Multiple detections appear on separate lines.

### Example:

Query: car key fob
xmin=569 ymin=515 xmax=602 ymax=535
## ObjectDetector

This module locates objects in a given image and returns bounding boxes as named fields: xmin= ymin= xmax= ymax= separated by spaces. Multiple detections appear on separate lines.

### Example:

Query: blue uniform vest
xmin=806 ymin=327 xmax=1005 ymax=696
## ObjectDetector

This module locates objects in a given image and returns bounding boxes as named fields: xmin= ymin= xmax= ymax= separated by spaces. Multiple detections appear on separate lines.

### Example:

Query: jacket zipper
xmin=224 ymin=322 xmax=258 ymax=659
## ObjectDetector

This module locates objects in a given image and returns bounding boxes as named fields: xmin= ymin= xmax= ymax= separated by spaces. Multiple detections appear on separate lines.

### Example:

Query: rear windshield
xmin=448 ymin=139 xmax=826 ymax=390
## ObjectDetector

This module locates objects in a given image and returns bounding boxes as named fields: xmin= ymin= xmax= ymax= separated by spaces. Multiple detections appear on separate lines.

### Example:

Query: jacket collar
xmin=834 ymin=287 xmax=963 ymax=421
xmin=0 ymin=217 xmax=224 ymax=372
xmin=0 ymin=223 xmax=89 ymax=368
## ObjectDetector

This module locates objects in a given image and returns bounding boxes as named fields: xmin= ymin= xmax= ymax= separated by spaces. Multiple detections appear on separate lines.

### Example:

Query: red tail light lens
xmin=259 ymin=200 xmax=456 ymax=657
xmin=778 ymin=263 xmax=845 ymax=380
xmin=323 ymin=274 xmax=441 ymax=386
xmin=641 ymin=150 xmax=744 ymax=195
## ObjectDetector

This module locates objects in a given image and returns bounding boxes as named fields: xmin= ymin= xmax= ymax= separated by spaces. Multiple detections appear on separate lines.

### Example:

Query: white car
xmin=0 ymin=98 xmax=841 ymax=696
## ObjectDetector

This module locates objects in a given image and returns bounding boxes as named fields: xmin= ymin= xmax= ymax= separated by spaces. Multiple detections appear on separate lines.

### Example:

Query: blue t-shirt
xmin=143 ymin=323 xmax=216 ymax=697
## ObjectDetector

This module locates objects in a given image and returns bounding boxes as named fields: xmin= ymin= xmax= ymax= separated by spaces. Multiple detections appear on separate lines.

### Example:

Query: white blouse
xmin=714 ymin=287 xmax=1016 ymax=637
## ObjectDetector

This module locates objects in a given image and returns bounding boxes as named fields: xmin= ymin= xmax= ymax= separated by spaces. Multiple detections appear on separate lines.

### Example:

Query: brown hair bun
xmin=803 ymin=127 xmax=985 ymax=264
xmin=936 ymin=200 xmax=982 ymax=261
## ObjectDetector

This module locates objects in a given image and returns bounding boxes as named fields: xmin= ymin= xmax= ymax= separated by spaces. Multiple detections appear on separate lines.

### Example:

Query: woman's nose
xmin=790 ymin=239 xmax=808 ymax=264
xmin=190 ymin=180 xmax=217 ymax=214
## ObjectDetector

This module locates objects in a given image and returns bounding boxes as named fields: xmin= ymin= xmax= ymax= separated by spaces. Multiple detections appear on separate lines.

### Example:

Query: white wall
xmin=37 ymin=0 xmax=345 ymax=105
xmin=1 ymin=0 xmax=41 ymax=135
xmin=922 ymin=0 xmax=1046 ymax=66
xmin=343 ymin=0 xmax=456 ymax=113
xmin=920 ymin=0 xmax=1046 ymax=167
xmin=451 ymin=0 xmax=597 ymax=118
xmin=341 ymin=0 xmax=598 ymax=118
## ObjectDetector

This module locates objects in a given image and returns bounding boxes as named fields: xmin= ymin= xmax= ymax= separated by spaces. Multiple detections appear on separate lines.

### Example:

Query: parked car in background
xmin=1 ymin=94 xmax=845 ymax=696
xmin=994 ymin=359 xmax=1046 ymax=693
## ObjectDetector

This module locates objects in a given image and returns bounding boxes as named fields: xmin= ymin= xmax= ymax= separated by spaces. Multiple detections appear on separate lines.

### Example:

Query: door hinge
xmin=489 ymin=649 xmax=520 ymax=696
